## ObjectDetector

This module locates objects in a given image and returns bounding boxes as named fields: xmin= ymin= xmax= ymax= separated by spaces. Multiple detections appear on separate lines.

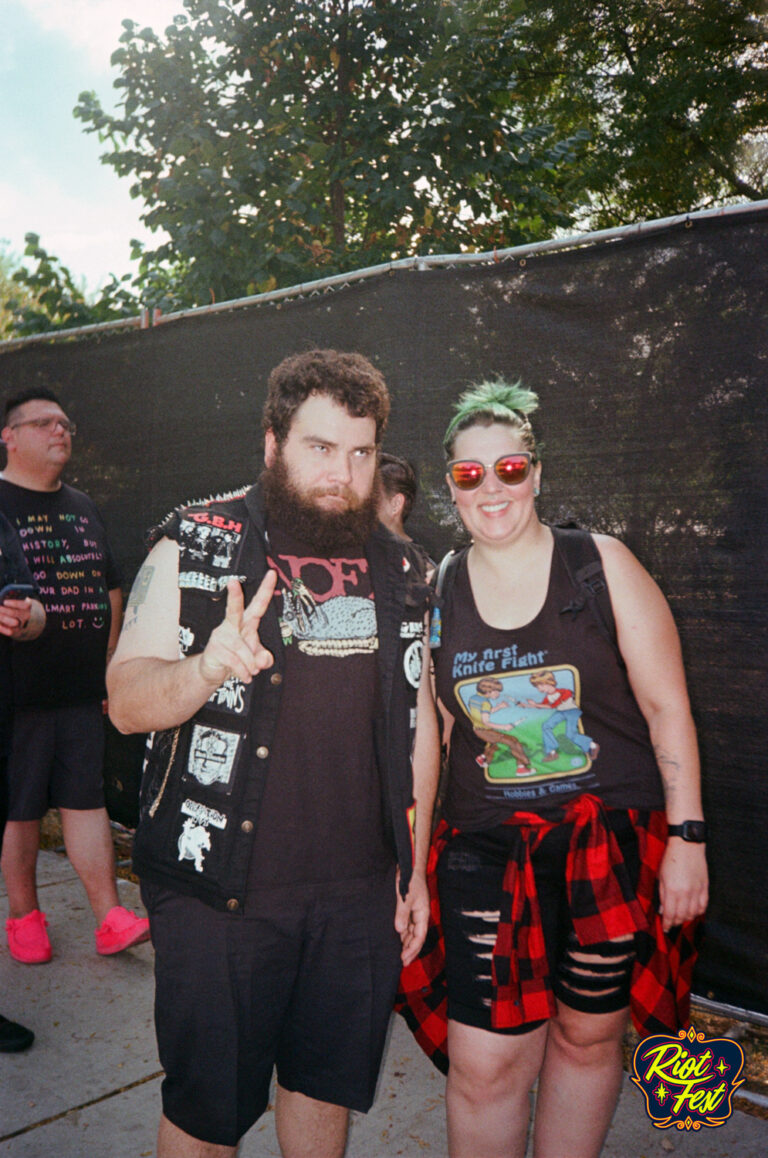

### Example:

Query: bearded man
xmin=107 ymin=349 xmax=439 ymax=1158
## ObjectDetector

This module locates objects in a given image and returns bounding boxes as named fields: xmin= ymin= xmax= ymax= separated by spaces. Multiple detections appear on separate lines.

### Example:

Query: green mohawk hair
xmin=443 ymin=378 xmax=539 ymax=453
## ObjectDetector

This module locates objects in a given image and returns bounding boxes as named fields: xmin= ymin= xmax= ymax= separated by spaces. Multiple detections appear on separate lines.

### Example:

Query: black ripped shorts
xmin=437 ymin=812 xmax=641 ymax=1033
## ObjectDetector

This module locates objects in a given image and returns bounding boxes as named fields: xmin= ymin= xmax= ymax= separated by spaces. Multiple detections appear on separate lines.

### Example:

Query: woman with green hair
xmin=403 ymin=378 xmax=708 ymax=1158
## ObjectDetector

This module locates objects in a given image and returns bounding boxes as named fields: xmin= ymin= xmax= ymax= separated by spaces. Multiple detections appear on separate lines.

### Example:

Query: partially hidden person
xmin=377 ymin=451 xmax=435 ymax=579
xmin=0 ymin=509 xmax=45 ymax=1049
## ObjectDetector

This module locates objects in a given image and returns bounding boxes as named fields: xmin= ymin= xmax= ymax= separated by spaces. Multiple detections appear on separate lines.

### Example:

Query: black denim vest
xmin=132 ymin=485 xmax=430 ymax=912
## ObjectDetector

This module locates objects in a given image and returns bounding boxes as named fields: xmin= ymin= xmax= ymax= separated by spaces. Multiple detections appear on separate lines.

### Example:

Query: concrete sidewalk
xmin=1 ymin=850 xmax=766 ymax=1157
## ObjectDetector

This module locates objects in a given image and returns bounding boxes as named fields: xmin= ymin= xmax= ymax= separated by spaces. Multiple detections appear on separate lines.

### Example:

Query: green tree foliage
xmin=0 ymin=245 xmax=41 ymax=339
xmin=4 ymin=234 xmax=138 ymax=337
xmin=509 ymin=0 xmax=768 ymax=227
xmin=74 ymin=0 xmax=584 ymax=308
xmin=6 ymin=1 xmax=766 ymax=337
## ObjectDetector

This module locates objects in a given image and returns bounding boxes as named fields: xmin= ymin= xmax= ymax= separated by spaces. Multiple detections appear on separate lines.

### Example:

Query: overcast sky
xmin=2 ymin=0 xmax=186 ymax=296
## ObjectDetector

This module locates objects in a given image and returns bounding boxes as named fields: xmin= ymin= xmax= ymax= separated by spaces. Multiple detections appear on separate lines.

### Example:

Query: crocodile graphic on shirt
xmin=280 ymin=579 xmax=377 ymax=656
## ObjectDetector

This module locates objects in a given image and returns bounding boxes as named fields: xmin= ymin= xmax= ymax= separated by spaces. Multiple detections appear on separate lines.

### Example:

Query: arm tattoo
xmin=126 ymin=564 xmax=155 ymax=610
xmin=653 ymin=743 xmax=681 ymax=805
xmin=123 ymin=563 xmax=155 ymax=631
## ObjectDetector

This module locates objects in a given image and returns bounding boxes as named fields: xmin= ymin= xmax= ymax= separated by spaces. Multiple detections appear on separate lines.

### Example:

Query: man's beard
xmin=261 ymin=452 xmax=379 ymax=555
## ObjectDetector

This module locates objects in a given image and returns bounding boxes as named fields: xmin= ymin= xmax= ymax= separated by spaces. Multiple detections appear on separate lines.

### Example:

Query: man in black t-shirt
xmin=108 ymin=351 xmax=439 ymax=1158
xmin=0 ymin=389 xmax=149 ymax=965
xmin=0 ymin=511 xmax=45 ymax=1050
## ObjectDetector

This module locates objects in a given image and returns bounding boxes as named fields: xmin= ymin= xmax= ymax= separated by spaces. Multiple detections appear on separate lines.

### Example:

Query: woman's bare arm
xmin=597 ymin=535 xmax=708 ymax=930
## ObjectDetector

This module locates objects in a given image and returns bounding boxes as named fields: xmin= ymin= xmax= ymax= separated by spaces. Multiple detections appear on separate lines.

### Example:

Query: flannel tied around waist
xmin=395 ymin=794 xmax=700 ymax=1074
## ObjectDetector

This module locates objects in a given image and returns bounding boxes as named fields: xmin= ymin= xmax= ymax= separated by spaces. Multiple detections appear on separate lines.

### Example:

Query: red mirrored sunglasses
xmin=448 ymin=452 xmax=535 ymax=490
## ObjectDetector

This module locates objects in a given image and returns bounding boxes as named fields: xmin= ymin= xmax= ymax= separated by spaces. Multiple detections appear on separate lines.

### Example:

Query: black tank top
xmin=435 ymin=543 xmax=664 ymax=829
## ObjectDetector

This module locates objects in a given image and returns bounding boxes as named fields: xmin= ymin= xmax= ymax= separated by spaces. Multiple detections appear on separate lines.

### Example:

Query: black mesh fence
xmin=1 ymin=207 xmax=766 ymax=1017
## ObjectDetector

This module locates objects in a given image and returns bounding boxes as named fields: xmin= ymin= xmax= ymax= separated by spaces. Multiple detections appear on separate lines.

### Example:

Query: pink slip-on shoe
xmin=6 ymin=909 xmax=52 ymax=964
xmin=94 ymin=906 xmax=150 ymax=955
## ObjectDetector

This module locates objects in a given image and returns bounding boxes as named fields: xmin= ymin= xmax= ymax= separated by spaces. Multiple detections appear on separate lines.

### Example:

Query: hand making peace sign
xmin=199 ymin=570 xmax=278 ymax=687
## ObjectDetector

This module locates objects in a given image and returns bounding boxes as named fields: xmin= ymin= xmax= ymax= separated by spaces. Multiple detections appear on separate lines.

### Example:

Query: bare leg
xmin=1 ymin=820 xmax=41 ymax=918
xmin=157 ymin=1112 xmax=237 ymax=1157
xmin=274 ymin=1084 xmax=349 ymax=1158
xmin=532 ymin=1001 xmax=628 ymax=1158
xmin=59 ymin=807 xmax=120 ymax=925
xmin=446 ymin=1018 xmax=548 ymax=1158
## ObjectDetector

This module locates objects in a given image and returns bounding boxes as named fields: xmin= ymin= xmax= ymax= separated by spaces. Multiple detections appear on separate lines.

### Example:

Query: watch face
xmin=682 ymin=820 xmax=707 ymax=842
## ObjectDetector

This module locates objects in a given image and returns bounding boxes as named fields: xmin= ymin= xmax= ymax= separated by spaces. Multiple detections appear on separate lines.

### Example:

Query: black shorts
xmin=142 ymin=866 xmax=402 ymax=1147
xmin=0 ymin=754 xmax=8 ymax=845
xmin=6 ymin=704 xmax=106 ymax=821
xmin=437 ymin=813 xmax=641 ymax=1033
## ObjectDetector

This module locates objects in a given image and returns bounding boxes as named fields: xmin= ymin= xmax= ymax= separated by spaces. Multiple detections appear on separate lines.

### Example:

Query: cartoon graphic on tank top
xmin=456 ymin=663 xmax=599 ymax=782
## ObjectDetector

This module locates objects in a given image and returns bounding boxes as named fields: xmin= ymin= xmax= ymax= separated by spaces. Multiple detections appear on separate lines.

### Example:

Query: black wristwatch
xmin=667 ymin=820 xmax=707 ymax=843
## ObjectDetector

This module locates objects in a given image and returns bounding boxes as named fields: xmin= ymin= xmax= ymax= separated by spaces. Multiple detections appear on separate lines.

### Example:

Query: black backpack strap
xmin=552 ymin=524 xmax=623 ymax=664
xmin=429 ymin=547 xmax=466 ymax=648
xmin=433 ymin=549 xmax=457 ymax=599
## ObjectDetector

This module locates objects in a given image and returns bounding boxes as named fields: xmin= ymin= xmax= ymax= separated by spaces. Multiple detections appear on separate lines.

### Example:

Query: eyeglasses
xmin=448 ymin=452 xmax=535 ymax=490
xmin=10 ymin=417 xmax=77 ymax=436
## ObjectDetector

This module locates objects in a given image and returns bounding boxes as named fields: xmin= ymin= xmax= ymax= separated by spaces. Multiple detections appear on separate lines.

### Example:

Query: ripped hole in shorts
xmin=455 ymin=907 xmax=500 ymax=990
xmin=555 ymin=932 xmax=636 ymax=1014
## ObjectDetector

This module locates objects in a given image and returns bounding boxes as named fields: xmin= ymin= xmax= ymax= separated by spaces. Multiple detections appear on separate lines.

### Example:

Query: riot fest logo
xmin=631 ymin=1025 xmax=745 ymax=1131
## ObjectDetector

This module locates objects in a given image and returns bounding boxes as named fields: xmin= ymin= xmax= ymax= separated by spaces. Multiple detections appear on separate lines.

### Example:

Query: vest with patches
xmin=131 ymin=485 xmax=430 ymax=912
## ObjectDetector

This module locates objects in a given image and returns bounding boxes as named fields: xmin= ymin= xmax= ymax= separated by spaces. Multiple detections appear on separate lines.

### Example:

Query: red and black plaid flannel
xmin=395 ymin=794 xmax=700 ymax=1075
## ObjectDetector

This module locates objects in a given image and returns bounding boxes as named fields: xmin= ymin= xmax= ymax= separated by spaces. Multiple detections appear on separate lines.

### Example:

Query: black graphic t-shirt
xmin=435 ymin=547 xmax=663 ymax=829
xmin=247 ymin=524 xmax=392 ymax=888
xmin=0 ymin=512 xmax=37 ymax=755
xmin=0 ymin=480 xmax=121 ymax=708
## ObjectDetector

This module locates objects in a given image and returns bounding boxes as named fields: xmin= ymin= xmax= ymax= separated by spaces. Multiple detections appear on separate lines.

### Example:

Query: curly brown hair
xmin=262 ymin=349 xmax=390 ymax=445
